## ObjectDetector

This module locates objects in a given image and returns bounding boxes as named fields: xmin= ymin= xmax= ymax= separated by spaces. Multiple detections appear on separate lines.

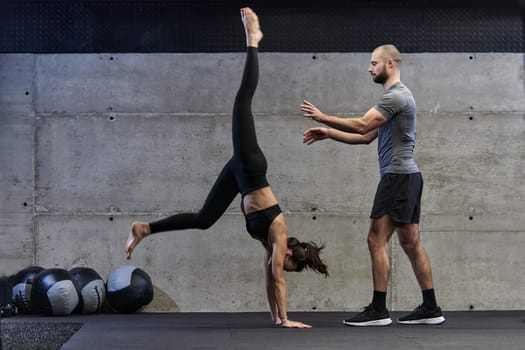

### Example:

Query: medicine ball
xmin=30 ymin=268 xmax=82 ymax=315
xmin=106 ymin=265 xmax=153 ymax=313
xmin=70 ymin=267 xmax=106 ymax=314
xmin=11 ymin=266 xmax=45 ymax=314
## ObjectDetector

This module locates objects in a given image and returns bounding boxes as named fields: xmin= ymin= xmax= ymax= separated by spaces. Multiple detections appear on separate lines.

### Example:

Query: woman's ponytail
xmin=288 ymin=237 xmax=329 ymax=277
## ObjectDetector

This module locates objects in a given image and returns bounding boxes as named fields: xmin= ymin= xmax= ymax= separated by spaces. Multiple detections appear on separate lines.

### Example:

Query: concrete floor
xmin=2 ymin=311 xmax=525 ymax=349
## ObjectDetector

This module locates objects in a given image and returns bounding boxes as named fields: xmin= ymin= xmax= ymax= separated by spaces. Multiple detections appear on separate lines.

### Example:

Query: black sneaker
xmin=398 ymin=304 xmax=446 ymax=325
xmin=343 ymin=304 xmax=392 ymax=327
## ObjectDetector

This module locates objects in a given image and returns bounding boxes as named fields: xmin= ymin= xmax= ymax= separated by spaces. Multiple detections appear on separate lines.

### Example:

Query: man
xmin=300 ymin=44 xmax=445 ymax=326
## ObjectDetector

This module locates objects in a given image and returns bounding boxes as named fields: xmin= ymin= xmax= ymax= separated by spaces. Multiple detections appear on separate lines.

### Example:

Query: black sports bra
xmin=244 ymin=204 xmax=282 ymax=242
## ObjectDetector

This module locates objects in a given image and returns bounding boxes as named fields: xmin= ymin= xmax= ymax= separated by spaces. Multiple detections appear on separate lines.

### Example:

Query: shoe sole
xmin=398 ymin=316 xmax=446 ymax=325
xmin=343 ymin=318 xmax=393 ymax=327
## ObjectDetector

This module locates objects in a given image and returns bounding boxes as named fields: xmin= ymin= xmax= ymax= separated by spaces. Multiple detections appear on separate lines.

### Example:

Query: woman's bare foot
xmin=125 ymin=222 xmax=151 ymax=259
xmin=240 ymin=7 xmax=263 ymax=48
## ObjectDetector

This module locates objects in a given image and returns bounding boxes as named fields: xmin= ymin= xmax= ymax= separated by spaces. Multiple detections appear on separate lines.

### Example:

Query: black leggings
xmin=149 ymin=47 xmax=269 ymax=234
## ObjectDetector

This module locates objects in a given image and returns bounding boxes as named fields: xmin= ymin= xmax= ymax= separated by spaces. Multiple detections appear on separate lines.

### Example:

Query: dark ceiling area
xmin=1 ymin=1 xmax=523 ymax=53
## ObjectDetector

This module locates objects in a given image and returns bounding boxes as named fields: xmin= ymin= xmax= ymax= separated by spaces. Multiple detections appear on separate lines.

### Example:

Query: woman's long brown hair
xmin=287 ymin=237 xmax=329 ymax=277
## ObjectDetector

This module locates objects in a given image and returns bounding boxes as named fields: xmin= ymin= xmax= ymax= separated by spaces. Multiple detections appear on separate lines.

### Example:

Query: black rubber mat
xmin=5 ymin=311 xmax=524 ymax=349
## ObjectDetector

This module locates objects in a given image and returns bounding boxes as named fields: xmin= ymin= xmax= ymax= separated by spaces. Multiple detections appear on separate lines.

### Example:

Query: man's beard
xmin=373 ymin=66 xmax=388 ymax=84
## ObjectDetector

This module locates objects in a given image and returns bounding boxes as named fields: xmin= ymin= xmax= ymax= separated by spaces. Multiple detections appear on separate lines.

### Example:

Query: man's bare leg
xmin=396 ymin=223 xmax=434 ymax=290
xmin=125 ymin=222 xmax=151 ymax=259
xmin=396 ymin=223 xmax=445 ymax=325
xmin=368 ymin=215 xmax=396 ymax=292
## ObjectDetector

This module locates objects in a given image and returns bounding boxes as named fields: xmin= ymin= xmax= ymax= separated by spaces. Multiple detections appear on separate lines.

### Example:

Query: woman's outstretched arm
xmin=268 ymin=216 xmax=312 ymax=328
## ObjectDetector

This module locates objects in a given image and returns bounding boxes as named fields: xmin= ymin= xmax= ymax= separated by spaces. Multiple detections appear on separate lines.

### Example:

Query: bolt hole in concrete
xmin=312 ymin=216 xmax=317 ymax=220
xmin=25 ymin=91 xmax=29 ymax=95
xmin=312 ymin=55 xmax=317 ymax=60
xmin=469 ymin=216 xmax=473 ymax=221
xmin=470 ymin=305 xmax=475 ymax=310
xmin=109 ymin=116 xmax=115 ymax=121
xmin=109 ymin=216 xmax=114 ymax=221
xmin=23 ymin=202 xmax=28 ymax=207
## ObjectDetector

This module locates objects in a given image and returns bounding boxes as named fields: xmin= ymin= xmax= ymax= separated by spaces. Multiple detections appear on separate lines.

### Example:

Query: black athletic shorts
xmin=370 ymin=172 xmax=423 ymax=224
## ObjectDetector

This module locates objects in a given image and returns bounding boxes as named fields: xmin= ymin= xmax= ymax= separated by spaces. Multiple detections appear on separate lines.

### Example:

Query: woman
xmin=125 ymin=7 xmax=328 ymax=329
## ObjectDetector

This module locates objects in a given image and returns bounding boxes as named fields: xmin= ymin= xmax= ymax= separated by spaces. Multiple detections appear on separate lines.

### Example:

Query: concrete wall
xmin=1 ymin=52 xmax=524 ymax=312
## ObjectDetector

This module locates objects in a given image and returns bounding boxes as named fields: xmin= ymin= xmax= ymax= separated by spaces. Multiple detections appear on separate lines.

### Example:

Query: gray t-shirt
xmin=374 ymin=82 xmax=420 ymax=177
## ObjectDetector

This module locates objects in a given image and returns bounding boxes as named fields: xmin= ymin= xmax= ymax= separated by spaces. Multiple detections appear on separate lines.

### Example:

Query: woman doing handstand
xmin=124 ymin=7 xmax=328 ymax=329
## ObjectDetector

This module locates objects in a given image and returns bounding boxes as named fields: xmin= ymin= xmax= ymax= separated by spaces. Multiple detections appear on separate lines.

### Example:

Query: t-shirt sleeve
xmin=374 ymin=90 xmax=401 ymax=120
